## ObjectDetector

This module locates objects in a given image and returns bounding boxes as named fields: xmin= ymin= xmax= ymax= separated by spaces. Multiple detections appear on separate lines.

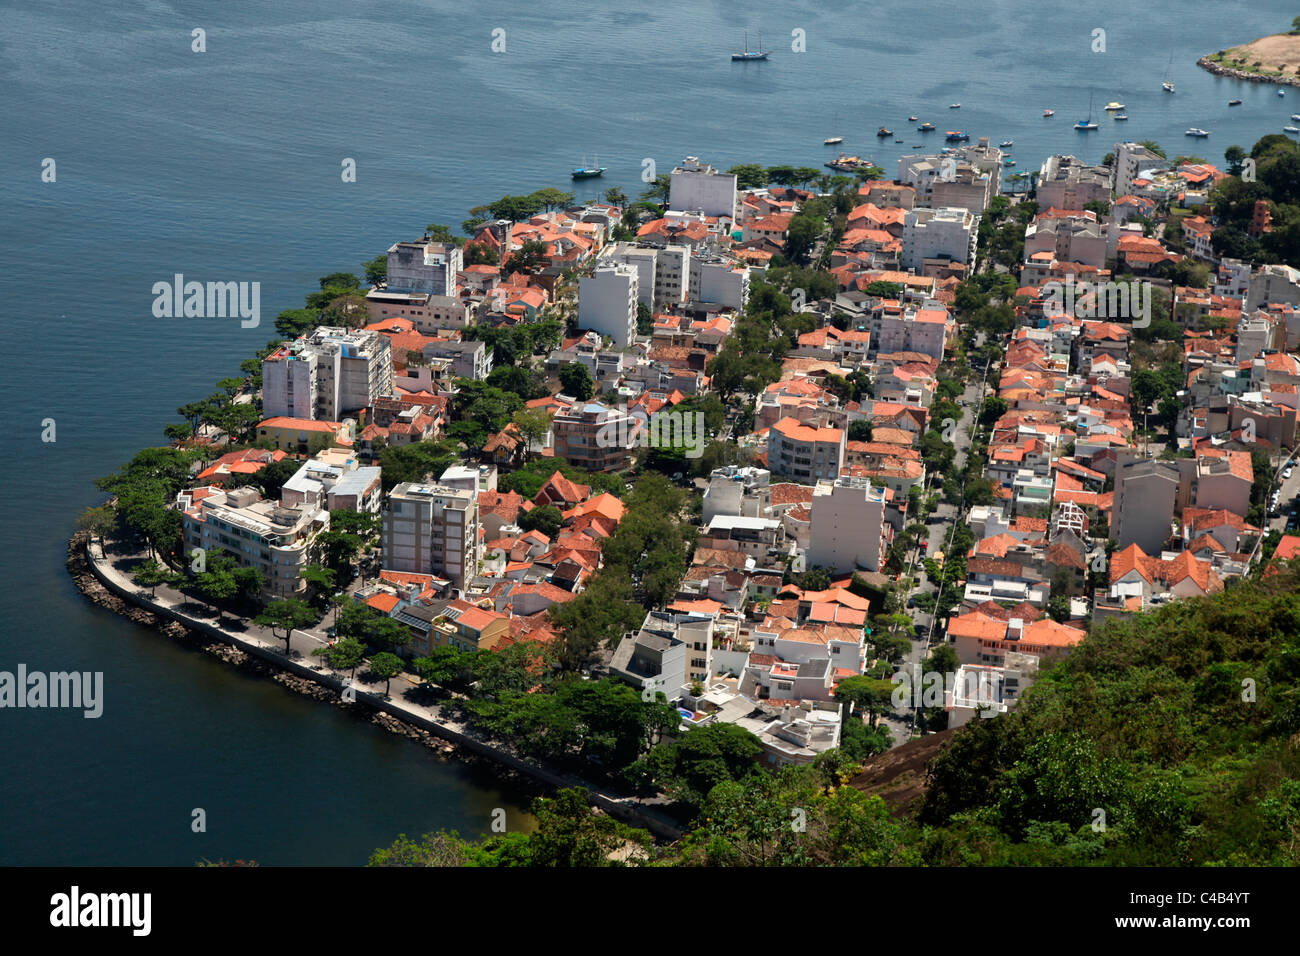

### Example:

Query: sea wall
xmin=1197 ymin=55 xmax=1300 ymax=87
xmin=68 ymin=532 xmax=685 ymax=843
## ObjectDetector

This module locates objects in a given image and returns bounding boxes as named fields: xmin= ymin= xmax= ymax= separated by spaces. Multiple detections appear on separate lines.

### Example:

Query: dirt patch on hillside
xmin=849 ymin=728 xmax=956 ymax=818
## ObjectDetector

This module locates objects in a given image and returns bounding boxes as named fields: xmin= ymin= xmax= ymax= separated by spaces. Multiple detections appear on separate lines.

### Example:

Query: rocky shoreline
xmin=1197 ymin=55 xmax=1300 ymax=87
xmin=65 ymin=531 xmax=551 ymax=801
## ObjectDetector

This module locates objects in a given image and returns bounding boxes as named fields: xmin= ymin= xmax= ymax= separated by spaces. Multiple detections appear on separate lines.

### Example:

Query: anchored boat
xmin=571 ymin=155 xmax=606 ymax=179
xmin=731 ymin=31 xmax=768 ymax=61
xmin=1075 ymin=93 xmax=1098 ymax=130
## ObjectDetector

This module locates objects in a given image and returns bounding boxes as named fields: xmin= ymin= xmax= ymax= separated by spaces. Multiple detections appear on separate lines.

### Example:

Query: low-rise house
xmin=949 ymin=611 xmax=1085 ymax=666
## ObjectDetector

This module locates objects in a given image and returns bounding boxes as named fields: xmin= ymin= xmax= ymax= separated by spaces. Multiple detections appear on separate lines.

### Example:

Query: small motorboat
xmin=1185 ymin=127 xmax=1210 ymax=137
xmin=824 ymin=136 xmax=844 ymax=145
xmin=1284 ymin=126 xmax=1300 ymax=134
xmin=1279 ymin=89 xmax=1287 ymax=97
xmin=908 ymin=115 xmax=919 ymax=121
xmin=877 ymin=127 xmax=892 ymax=137
xmin=1043 ymin=108 xmax=1055 ymax=117
xmin=1114 ymin=112 xmax=1129 ymax=120
xmin=1163 ymin=81 xmax=1175 ymax=93
xmin=894 ymin=138 xmax=903 ymax=143
xmin=944 ymin=130 xmax=969 ymax=141
xmin=999 ymin=140 xmax=1013 ymax=147
xmin=918 ymin=121 xmax=936 ymax=131
xmin=949 ymin=103 xmax=961 ymax=108
xmin=1292 ymin=113 xmax=1300 ymax=121
xmin=1004 ymin=159 xmax=1017 ymax=166
xmin=1104 ymin=101 xmax=1125 ymax=111
xmin=1228 ymin=99 xmax=1242 ymax=106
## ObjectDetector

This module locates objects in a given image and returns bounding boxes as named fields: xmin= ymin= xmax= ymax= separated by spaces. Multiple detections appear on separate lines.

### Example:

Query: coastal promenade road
xmin=85 ymin=540 xmax=683 ymax=835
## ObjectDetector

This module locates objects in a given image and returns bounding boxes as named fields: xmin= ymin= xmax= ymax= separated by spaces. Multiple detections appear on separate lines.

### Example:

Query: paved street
xmin=882 ymin=347 xmax=994 ymax=745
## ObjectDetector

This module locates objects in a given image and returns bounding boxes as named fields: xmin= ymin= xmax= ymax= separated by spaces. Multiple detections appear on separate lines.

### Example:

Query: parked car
xmin=1285 ymin=466 xmax=1294 ymax=480
xmin=907 ymin=596 xmax=918 ymax=608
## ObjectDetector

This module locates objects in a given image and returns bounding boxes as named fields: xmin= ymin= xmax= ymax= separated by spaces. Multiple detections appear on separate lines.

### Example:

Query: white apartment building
xmin=1247 ymin=264 xmax=1300 ymax=311
xmin=262 ymin=342 xmax=318 ymax=421
xmin=1112 ymin=142 xmax=1168 ymax=197
xmin=768 ymin=418 xmax=846 ymax=484
xmin=807 ymin=475 xmax=890 ymax=573
xmin=1024 ymin=212 xmax=1107 ymax=269
xmin=263 ymin=327 xmax=394 ymax=421
xmin=1214 ymin=258 xmax=1251 ymax=300
xmin=386 ymin=240 xmax=462 ymax=297
xmin=874 ymin=306 xmax=949 ymax=361
xmin=689 ymin=254 xmax=749 ymax=309
xmin=1113 ymin=457 xmax=1179 ymax=555
xmin=603 ymin=242 xmax=691 ymax=310
xmin=897 ymin=155 xmax=943 ymax=206
xmin=702 ymin=466 xmax=772 ymax=525
xmin=1236 ymin=314 xmax=1276 ymax=362
xmin=603 ymin=244 xmax=656 ymax=308
xmin=179 ymin=486 xmax=329 ymax=600
xmin=1036 ymin=155 xmax=1112 ymax=209
xmin=898 ymin=155 xmax=992 ymax=212
xmin=668 ymin=156 xmax=737 ymax=219
xmin=382 ymin=482 xmax=479 ymax=590
xmin=579 ymin=262 xmax=638 ymax=347
xmin=656 ymin=244 xmax=691 ymax=309
xmin=901 ymin=207 xmax=979 ymax=271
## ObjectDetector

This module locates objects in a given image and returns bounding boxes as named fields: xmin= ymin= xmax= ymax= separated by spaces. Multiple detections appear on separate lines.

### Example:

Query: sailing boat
xmin=571 ymin=154 xmax=606 ymax=179
xmin=732 ymin=31 xmax=768 ymax=61
xmin=1075 ymin=93 xmax=1098 ymax=130
xmin=824 ymin=111 xmax=843 ymax=145
xmin=1162 ymin=52 xmax=1175 ymax=92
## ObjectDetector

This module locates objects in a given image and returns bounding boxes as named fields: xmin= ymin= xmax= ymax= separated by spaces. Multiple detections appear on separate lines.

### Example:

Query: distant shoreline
xmin=1199 ymin=32 xmax=1300 ymax=86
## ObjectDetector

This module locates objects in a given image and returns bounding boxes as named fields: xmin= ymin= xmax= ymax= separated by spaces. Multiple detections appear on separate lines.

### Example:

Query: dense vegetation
xmin=547 ymin=474 xmax=696 ymax=668
xmin=1213 ymin=135 xmax=1300 ymax=265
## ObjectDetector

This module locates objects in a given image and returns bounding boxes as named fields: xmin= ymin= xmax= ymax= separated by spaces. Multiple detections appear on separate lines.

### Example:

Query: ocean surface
xmin=1 ymin=0 xmax=1295 ymax=865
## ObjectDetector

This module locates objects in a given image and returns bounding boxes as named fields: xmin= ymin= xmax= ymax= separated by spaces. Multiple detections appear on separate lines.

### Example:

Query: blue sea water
xmin=0 ymin=0 xmax=1294 ymax=864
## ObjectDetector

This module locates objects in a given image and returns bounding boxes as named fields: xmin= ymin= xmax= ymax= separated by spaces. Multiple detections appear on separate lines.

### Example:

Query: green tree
xmin=300 ymin=563 xmax=337 ymax=608
xmin=559 ymin=362 xmax=595 ymax=401
xmin=507 ymin=239 xmax=551 ymax=276
xmin=367 ymin=652 xmax=405 ymax=697
xmin=255 ymin=598 xmax=319 ymax=653
xmin=193 ymin=550 xmax=240 ymax=621
xmin=77 ymin=504 xmax=118 ymax=548
xmin=834 ymin=675 xmax=897 ymax=727
xmin=726 ymin=164 xmax=768 ymax=190
xmin=633 ymin=722 xmax=763 ymax=806
xmin=510 ymin=407 xmax=552 ymax=462
xmin=132 ymin=558 xmax=177 ymax=598
xmin=520 ymin=504 xmax=564 ymax=538
xmin=362 ymin=254 xmax=387 ymax=286
xmin=314 ymin=636 xmax=367 ymax=678
xmin=846 ymin=420 xmax=874 ymax=443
